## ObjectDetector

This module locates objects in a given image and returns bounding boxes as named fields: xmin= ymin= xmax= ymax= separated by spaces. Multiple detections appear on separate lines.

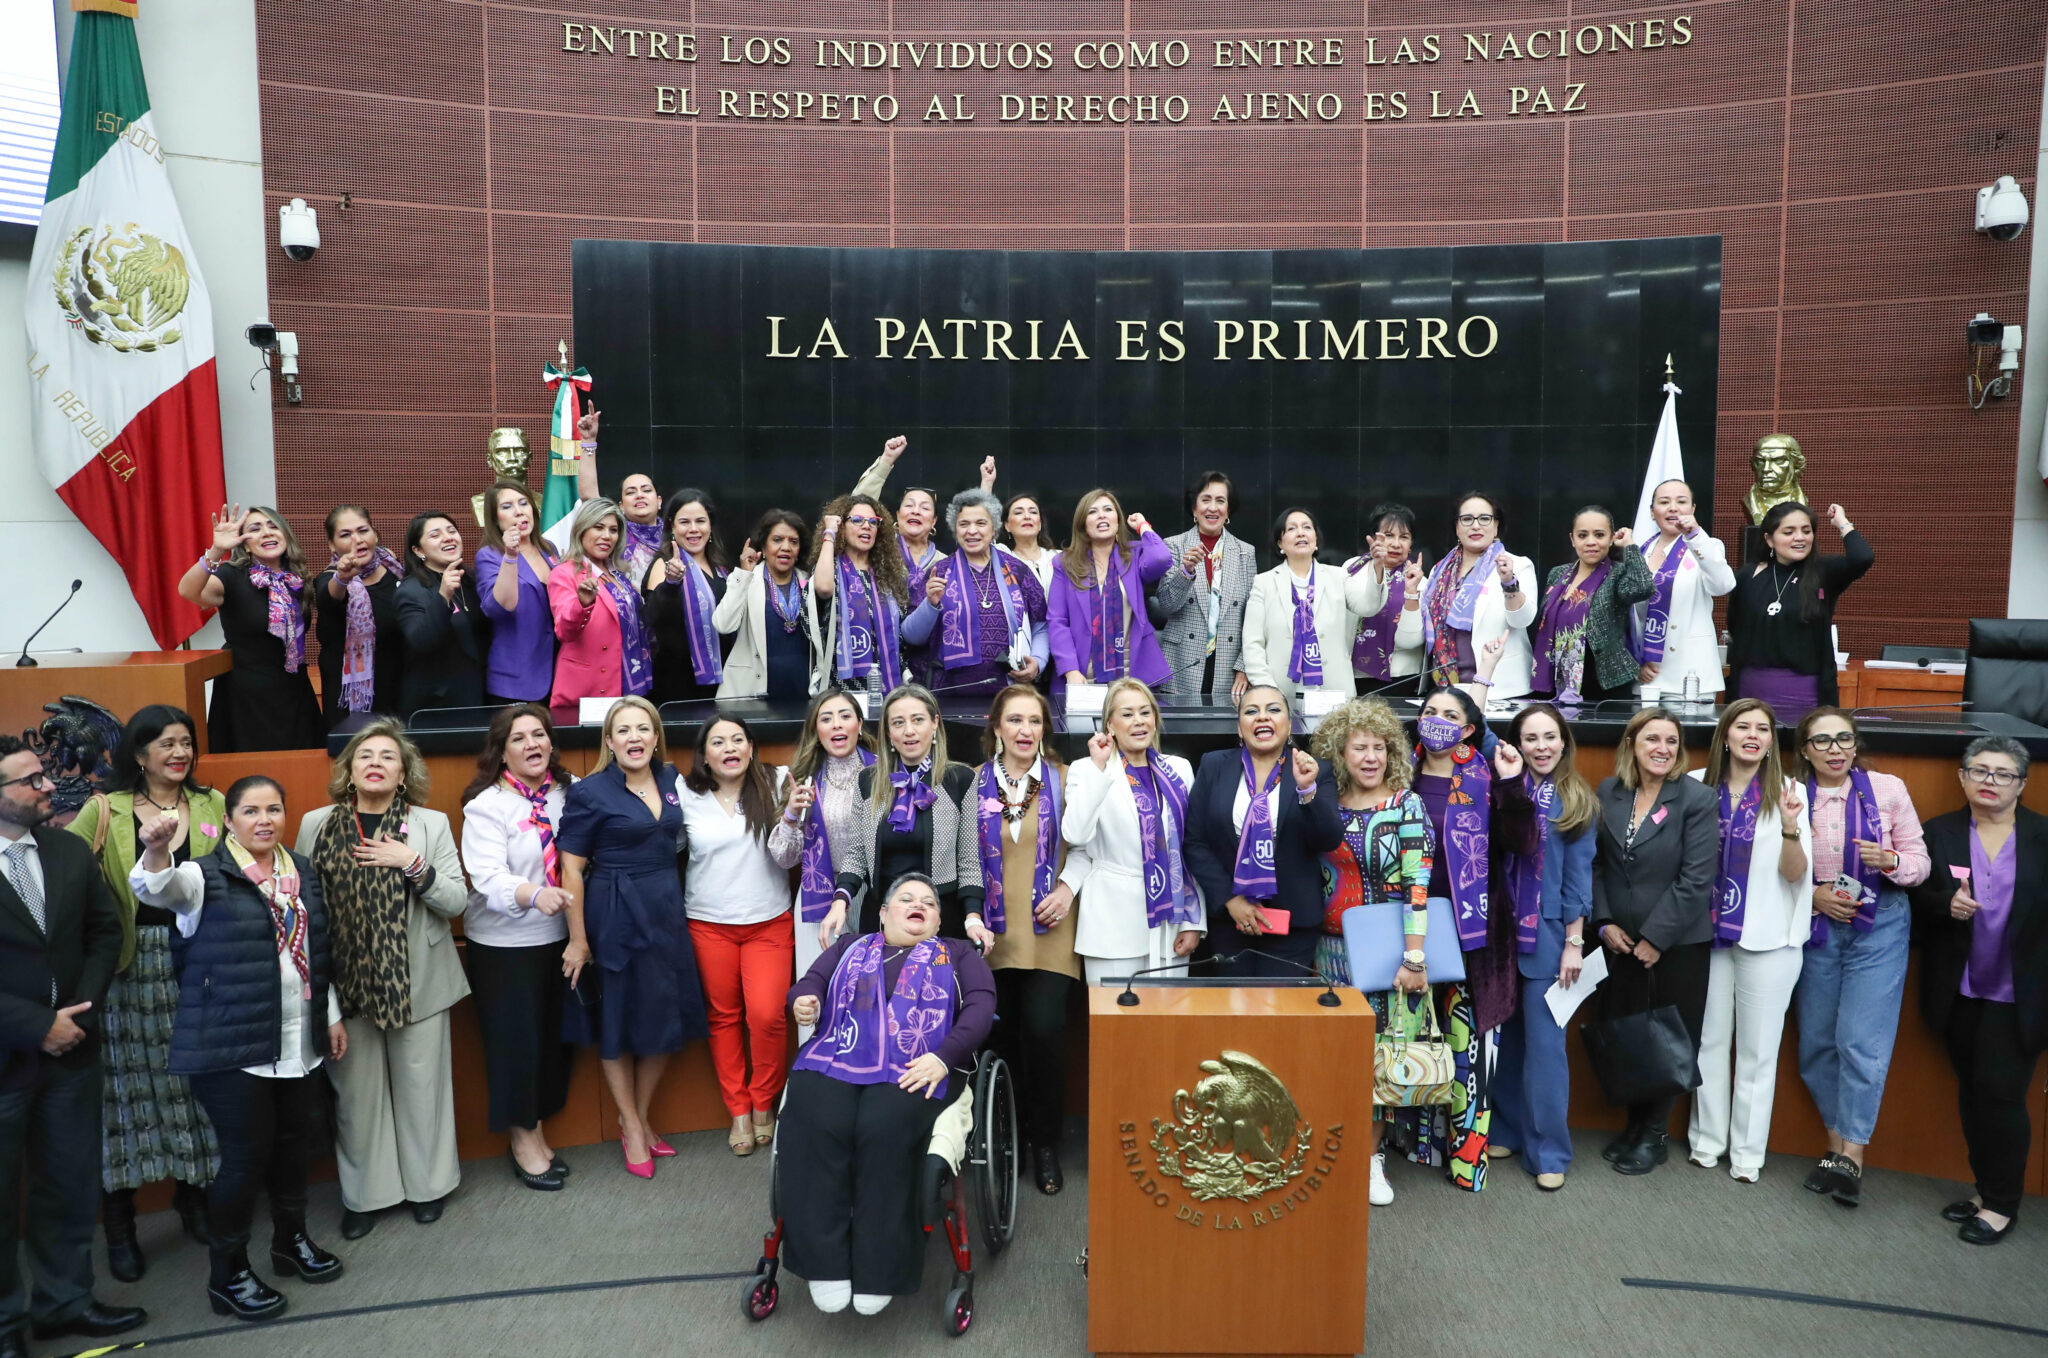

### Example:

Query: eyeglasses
xmin=1804 ymin=733 xmax=1857 ymax=751
xmin=1457 ymin=514 xmax=1497 ymax=526
xmin=845 ymin=515 xmax=881 ymax=528
xmin=0 ymin=770 xmax=52 ymax=792
xmin=1962 ymin=765 xmax=2023 ymax=788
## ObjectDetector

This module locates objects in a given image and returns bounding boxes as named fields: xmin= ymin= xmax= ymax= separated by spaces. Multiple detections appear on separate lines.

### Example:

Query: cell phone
xmin=1832 ymin=873 xmax=1864 ymax=900
xmin=1257 ymin=907 xmax=1290 ymax=935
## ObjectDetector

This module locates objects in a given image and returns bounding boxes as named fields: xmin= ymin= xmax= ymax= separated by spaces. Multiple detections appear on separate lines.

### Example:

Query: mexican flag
xmin=24 ymin=0 xmax=225 ymax=648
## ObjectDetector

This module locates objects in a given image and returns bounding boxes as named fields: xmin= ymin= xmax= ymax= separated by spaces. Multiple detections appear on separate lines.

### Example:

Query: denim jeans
xmin=1795 ymin=886 xmax=1910 ymax=1145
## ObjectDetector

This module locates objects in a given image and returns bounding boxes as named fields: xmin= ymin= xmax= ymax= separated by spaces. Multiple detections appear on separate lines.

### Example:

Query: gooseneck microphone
xmin=15 ymin=580 xmax=83 ymax=668
xmin=1114 ymin=948 xmax=1343 ymax=1008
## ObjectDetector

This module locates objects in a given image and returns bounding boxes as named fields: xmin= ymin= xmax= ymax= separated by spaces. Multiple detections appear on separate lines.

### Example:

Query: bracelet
xmin=782 ymin=810 xmax=801 ymax=824
xmin=403 ymin=853 xmax=426 ymax=878
xmin=1470 ymin=677 xmax=1493 ymax=688
xmin=199 ymin=553 xmax=223 ymax=575
xmin=1502 ymin=577 xmax=1522 ymax=592
xmin=579 ymin=439 xmax=597 ymax=452
xmin=1782 ymin=831 xmax=1801 ymax=840
xmin=1399 ymin=959 xmax=1426 ymax=974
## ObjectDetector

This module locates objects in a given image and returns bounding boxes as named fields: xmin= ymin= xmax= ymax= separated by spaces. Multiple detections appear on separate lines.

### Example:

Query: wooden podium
xmin=1087 ymin=985 xmax=1374 ymax=1357
xmin=0 ymin=651 xmax=232 ymax=752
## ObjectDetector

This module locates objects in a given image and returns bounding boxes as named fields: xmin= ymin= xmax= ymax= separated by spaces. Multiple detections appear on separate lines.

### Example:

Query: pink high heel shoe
xmin=650 ymin=1135 xmax=677 ymax=1158
xmin=618 ymin=1118 xmax=656 ymax=1178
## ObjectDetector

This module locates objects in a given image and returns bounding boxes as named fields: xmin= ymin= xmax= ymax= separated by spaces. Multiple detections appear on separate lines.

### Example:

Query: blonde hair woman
xmin=294 ymin=718 xmax=468 ymax=1239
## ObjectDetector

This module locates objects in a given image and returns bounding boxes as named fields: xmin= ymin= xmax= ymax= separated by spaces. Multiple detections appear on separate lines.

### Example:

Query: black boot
xmin=270 ymin=1228 xmax=344 ymax=1284
xmin=102 ymin=1189 xmax=143 ymax=1283
xmin=1602 ymin=1116 xmax=1644 ymax=1164
xmin=1615 ymin=1123 xmax=1670 ymax=1177
xmin=172 ymin=1180 xmax=213 ymax=1246
xmin=1034 ymin=1144 xmax=1064 ymax=1196
xmin=207 ymin=1245 xmax=287 ymax=1322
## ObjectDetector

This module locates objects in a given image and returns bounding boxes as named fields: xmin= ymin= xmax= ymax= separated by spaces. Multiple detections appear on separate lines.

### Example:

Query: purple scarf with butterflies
xmin=331 ymin=546 xmax=404 ymax=713
xmin=1635 ymin=536 xmax=1686 ymax=664
xmin=1288 ymin=572 xmax=1323 ymax=687
xmin=791 ymin=933 xmax=959 ymax=1100
xmin=975 ymin=759 xmax=1061 ymax=934
xmin=675 ymin=555 xmax=725 ymax=686
xmin=1420 ymin=540 xmax=1501 ymax=657
xmin=1420 ymin=741 xmax=1494 ymax=949
xmin=1085 ymin=549 xmax=1132 ymax=681
xmin=1349 ymin=561 xmax=1404 ymax=679
xmin=1232 ymin=749 xmax=1287 ymax=901
xmin=901 ymin=536 xmax=939 ymax=593
xmin=888 ymin=755 xmax=936 ymax=833
xmin=1127 ymin=758 xmax=1196 ymax=928
xmin=622 ymin=521 xmax=663 ymax=582
xmin=939 ymin=551 xmax=1023 ymax=671
xmin=1714 ymin=777 xmax=1763 ymax=948
xmin=1807 ymin=767 xmax=1884 ymax=945
xmin=247 ymin=562 xmax=307 ymax=674
xmin=596 ymin=569 xmax=652 ymax=695
xmin=835 ymin=555 xmax=902 ymax=691
xmin=1509 ymin=773 xmax=1552 ymax=955
xmin=797 ymin=749 xmax=875 ymax=923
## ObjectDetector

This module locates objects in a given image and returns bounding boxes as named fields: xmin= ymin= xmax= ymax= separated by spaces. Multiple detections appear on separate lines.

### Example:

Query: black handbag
xmin=1580 ymin=968 xmax=1698 ymax=1107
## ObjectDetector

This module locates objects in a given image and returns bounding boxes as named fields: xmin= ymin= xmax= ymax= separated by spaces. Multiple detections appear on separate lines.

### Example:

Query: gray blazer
xmin=295 ymin=804 xmax=471 ymax=1023
xmin=1151 ymin=527 xmax=1258 ymax=700
xmin=1589 ymin=774 xmax=1719 ymax=952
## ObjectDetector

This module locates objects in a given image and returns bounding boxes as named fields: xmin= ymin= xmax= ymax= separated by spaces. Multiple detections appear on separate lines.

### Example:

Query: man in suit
xmin=0 ymin=736 xmax=144 ymax=1353
xmin=1151 ymin=471 xmax=1258 ymax=704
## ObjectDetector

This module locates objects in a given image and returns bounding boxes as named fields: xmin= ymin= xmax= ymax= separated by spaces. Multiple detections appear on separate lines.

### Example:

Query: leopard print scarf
xmin=312 ymin=797 xmax=414 ymax=1029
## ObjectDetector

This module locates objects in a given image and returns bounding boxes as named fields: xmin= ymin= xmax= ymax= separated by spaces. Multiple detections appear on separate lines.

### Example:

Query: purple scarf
xmin=622 ymin=520 xmax=662 ymax=580
xmin=1636 ymin=536 xmax=1686 ymax=664
xmin=1288 ymin=570 xmax=1323 ymax=687
xmin=900 ymin=536 xmax=939 ymax=592
xmin=1510 ymin=774 xmax=1552 ymax=955
xmin=888 ymin=755 xmax=936 ymax=834
xmin=596 ymin=568 xmax=652 ymax=695
xmin=1807 ymin=768 xmax=1884 ymax=945
xmin=1127 ymin=759 xmax=1195 ymax=928
xmin=939 ymin=551 xmax=1023 ymax=671
xmin=1420 ymin=541 xmax=1501 ymax=658
xmin=1421 ymin=742 xmax=1493 ymax=949
xmin=797 ymin=749 xmax=875 ymax=923
xmin=1084 ymin=549 xmax=1132 ymax=681
xmin=1349 ymin=562 xmax=1403 ymax=679
xmin=247 ymin=562 xmax=307 ymax=674
xmin=331 ymin=546 xmax=404 ymax=713
xmin=676 ymin=555 xmax=725 ymax=686
xmin=1715 ymin=777 xmax=1763 ymax=948
xmin=791 ymin=933 xmax=959 ymax=1100
xmin=1232 ymin=749 xmax=1287 ymax=901
xmin=1531 ymin=560 xmax=1612 ymax=700
xmin=975 ymin=759 xmax=1061 ymax=934
xmin=835 ymin=555 xmax=902 ymax=691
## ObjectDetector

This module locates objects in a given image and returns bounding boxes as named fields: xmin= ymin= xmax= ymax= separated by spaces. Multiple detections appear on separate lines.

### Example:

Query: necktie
xmin=2 ymin=840 xmax=55 ymax=1004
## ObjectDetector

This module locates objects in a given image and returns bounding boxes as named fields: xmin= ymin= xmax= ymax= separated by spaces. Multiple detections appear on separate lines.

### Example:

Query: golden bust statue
xmin=1744 ymin=433 xmax=1808 ymax=525
xmin=472 ymin=427 xmax=530 ymax=527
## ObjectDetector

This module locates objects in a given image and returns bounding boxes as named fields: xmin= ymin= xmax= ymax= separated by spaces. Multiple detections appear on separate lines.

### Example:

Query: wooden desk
xmin=1837 ymin=659 xmax=1966 ymax=712
xmin=0 ymin=650 xmax=232 ymax=753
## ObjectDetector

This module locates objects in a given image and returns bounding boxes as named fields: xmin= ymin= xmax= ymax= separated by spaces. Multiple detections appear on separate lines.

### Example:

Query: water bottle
xmin=1682 ymin=670 xmax=1702 ymax=706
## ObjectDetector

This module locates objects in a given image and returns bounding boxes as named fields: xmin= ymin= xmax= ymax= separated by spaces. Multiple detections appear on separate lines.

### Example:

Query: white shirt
xmin=1000 ymin=544 xmax=1056 ymax=596
xmin=130 ymin=858 xmax=341 ymax=1078
xmin=1061 ymin=753 xmax=1204 ymax=961
xmin=681 ymin=770 xmax=794 ymax=926
xmin=460 ymin=780 xmax=574 ymax=948
xmin=0 ymin=827 xmax=48 ymax=920
xmin=1231 ymin=770 xmax=1286 ymax=837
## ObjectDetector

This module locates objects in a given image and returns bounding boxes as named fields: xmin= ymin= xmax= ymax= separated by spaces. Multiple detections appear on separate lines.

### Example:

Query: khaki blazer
xmin=296 ymin=804 xmax=471 ymax=1023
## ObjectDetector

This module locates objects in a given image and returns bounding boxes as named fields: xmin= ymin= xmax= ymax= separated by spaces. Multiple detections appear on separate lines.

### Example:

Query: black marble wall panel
xmin=573 ymin=238 xmax=1720 ymax=570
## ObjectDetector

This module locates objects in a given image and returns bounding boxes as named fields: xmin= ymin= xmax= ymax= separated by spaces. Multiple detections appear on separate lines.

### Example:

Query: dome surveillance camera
xmin=278 ymin=198 xmax=320 ymax=261
xmin=1975 ymin=176 xmax=2029 ymax=241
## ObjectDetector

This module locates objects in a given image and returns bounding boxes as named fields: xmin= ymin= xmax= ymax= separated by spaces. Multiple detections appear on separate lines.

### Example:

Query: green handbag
xmin=1374 ymin=992 xmax=1459 ymax=1107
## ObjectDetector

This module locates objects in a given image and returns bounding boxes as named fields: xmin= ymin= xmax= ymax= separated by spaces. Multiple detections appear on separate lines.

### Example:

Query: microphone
xmin=1114 ymin=948 xmax=1342 ymax=1008
xmin=15 ymin=580 xmax=82 ymax=668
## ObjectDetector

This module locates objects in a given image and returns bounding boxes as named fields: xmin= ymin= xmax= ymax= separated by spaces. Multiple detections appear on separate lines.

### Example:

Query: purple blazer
xmin=1047 ymin=530 xmax=1173 ymax=690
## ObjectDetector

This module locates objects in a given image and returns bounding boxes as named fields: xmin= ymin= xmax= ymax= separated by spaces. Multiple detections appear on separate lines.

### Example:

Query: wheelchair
xmin=742 ymin=1049 xmax=1020 ymax=1337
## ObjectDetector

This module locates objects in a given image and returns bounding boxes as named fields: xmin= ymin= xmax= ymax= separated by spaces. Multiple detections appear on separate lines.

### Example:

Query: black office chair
xmin=1963 ymin=621 xmax=2048 ymax=726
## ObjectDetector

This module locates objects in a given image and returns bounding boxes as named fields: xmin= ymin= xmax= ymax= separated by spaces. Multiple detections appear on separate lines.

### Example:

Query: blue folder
xmin=1342 ymin=900 xmax=1468 ymax=992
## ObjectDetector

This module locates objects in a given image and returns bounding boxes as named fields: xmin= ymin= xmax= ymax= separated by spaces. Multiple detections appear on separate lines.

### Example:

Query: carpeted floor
xmin=69 ymin=1127 xmax=2048 ymax=1358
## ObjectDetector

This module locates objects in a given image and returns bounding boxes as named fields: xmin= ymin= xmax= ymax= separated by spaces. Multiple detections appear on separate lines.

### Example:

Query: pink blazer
xmin=547 ymin=561 xmax=622 ymax=722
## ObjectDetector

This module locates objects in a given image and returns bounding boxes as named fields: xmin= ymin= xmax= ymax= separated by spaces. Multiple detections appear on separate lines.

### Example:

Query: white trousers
xmin=1689 ymin=944 xmax=1804 ymax=1172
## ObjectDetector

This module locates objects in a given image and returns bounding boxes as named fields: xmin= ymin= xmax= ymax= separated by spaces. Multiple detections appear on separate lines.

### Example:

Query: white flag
xmin=1631 ymin=381 xmax=1685 ymax=543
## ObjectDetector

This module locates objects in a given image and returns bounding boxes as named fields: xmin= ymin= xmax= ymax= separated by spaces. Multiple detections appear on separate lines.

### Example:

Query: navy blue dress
xmin=558 ymin=762 xmax=708 ymax=1058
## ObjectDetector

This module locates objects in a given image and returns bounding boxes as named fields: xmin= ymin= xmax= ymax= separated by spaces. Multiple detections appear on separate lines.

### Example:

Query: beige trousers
xmin=329 ymin=1009 xmax=461 ymax=1211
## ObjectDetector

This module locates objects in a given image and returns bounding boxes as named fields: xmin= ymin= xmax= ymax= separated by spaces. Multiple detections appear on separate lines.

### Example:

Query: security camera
xmin=1975 ymin=176 xmax=2029 ymax=241
xmin=246 ymin=321 xmax=278 ymax=350
xmin=278 ymin=198 xmax=319 ymax=262
xmin=1968 ymin=312 xmax=2003 ymax=347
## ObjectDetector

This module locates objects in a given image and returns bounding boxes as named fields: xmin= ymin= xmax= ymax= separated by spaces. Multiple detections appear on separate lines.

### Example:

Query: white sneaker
xmin=1369 ymin=1151 xmax=1394 ymax=1206
xmin=809 ymin=1279 xmax=851 ymax=1313
xmin=852 ymin=1292 xmax=892 ymax=1315
xmin=1730 ymin=1164 xmax=1760 ymax=1184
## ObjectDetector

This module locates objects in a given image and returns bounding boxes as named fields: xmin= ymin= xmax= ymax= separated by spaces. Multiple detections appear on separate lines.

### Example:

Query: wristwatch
xmin=1402 ymin=948 xmax=1426 ymax=966
xmin=1564 ymin=934 xmax=1584 ymax=948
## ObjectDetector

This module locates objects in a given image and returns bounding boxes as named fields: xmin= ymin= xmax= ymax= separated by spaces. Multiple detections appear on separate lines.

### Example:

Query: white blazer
xmin=713 ymin=566 xmax=824 ymax=699
xmin=1421 ymin=549 xmax=1538 ymax=697
xmin=1061 ymin=751 xmax=1203 ymax=961
xmin=1633 ymin=533 xmax=1736 ymax=699
xmin=1340 ymin=558 xmax=1426 ymax=679
xmin=1687 ymin=769 xmax=1814 ymax=950
xmin=1240 ymin=561 xmax=1377 ymax=697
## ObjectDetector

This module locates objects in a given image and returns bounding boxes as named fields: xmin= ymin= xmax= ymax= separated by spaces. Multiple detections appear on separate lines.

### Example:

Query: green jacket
xmin=1541 ymin=549 xmax=1656 ymax=694
xmin=69 ymin=787 xmax=227 ymax=973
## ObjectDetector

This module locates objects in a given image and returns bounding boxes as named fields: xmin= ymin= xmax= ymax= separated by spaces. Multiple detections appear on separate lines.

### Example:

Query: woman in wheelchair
xmin=783 ymin=873 xmax=995 ymax=1316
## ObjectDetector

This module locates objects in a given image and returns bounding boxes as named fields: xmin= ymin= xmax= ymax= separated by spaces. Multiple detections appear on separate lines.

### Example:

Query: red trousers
xmin=688 ymin=914 xmax=795 ymax=1117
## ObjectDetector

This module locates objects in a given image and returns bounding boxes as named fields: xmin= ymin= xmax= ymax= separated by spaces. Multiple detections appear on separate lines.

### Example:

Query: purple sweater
xmin=790 ymin=933 xmax=996 ymax=1074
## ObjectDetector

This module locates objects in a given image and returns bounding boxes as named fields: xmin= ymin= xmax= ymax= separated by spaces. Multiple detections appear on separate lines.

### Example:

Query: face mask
xmin=1417 ymin=714 xmax=1466 ymax=753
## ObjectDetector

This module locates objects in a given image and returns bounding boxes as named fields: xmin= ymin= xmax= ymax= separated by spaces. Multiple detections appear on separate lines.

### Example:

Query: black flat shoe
xmin=411 ymin=1195 xmax=448 ymax=1224
xmin=1802 ymin=1155 xmax=1845 ymax=1195
xmin=339 ymin=1208 xmax=379 ymax=1240
xmin=208 ymin=1269 xmax=286 ymax=1321
xmin=510 ymin=1151 xmax=565 ymax=1192
xmin=33 ymin=1301 xmax=149 ymax=1339
xmin=1034 ymin=1145 xmax=1063 ymax=1196
xmin=1829 ymin=1160 xmax=1863 ymax=1208
xmin=1614 ymin=1133 xmax=1669 ymax=1177
xmin=270 ymin=1232 xmax=344 ymax=1283
xmin=1960 ymin=1214 xmax=2015 ymax=1246
xmin=1941 ymin=1198 xmax=1982 ymax=1223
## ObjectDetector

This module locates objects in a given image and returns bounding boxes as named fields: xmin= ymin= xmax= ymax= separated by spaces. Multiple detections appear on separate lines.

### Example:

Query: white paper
xmin=578 ymin=696 xmax=615 ymax=727
xmin=1862 ymin=659 xmax=1965 ymax=674
xmin=1066 ymin=683 xmax=1107 ymax=718
xmin=1008 ymin=623 xmax=1034 ymax=672
xmin=1544 ymin=945 xmax=1609 ymax=1026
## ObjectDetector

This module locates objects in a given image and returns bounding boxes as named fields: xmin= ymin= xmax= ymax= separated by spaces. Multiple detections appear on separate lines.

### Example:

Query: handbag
xmin=1373 ymin=994 xmax=1459 ymax=1107
xmin=1580 ymin=968 xmax=1698 ymax=1107
xmin=1343 ymin=900 xmax=1467 ymax=992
